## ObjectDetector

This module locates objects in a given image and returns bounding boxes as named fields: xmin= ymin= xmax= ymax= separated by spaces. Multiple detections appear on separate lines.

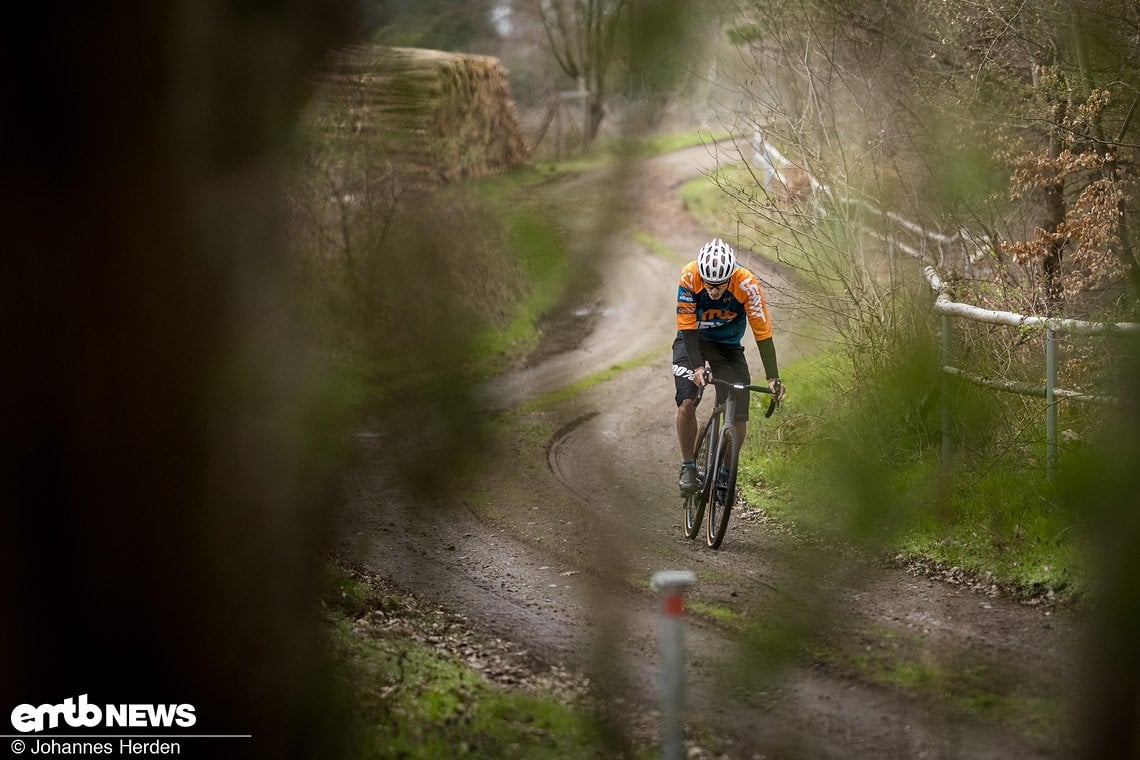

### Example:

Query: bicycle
xmin=682 ymin=372 xmax=781 ymax=549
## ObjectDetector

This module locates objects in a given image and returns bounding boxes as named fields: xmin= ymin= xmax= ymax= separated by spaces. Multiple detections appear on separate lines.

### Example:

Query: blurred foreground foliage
xmin=285 ymin=101 xmax=580 ymax=495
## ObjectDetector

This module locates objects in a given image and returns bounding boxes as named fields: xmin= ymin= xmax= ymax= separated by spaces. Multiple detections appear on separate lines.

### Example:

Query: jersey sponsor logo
xmin=677 ymin=287 xmax=695 ymax=303
xmin=677 ymin=303 xmax=696 ymax=315
xmin=739 ymin=279 xmax=766 ymax=319
xmin=700 ymin=308 xmax=737 ymax=321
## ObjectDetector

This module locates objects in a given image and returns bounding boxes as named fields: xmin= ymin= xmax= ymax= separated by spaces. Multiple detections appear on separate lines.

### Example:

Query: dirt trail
xmin=336 ymin=141 xmax=1084 ymax=758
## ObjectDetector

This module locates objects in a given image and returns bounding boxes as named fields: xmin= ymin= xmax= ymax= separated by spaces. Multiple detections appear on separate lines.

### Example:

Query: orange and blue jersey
xmin=675 ymin=261 xmax=772 ymax=344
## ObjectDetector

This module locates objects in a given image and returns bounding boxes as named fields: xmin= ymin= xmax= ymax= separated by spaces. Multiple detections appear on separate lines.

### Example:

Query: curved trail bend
xmin=337 ymin=141 xmax=1081 ymax=758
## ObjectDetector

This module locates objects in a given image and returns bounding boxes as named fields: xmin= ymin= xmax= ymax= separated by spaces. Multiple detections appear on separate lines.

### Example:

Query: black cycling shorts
xmin=671 ymin=333 xmax=751 ymax=421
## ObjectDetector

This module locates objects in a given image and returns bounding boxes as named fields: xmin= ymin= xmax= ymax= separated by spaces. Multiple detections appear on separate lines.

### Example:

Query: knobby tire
xmin=706 ymin=425 xmax=739 ymax=549
xmin=684 ymin=416 xmax=717 ymax=539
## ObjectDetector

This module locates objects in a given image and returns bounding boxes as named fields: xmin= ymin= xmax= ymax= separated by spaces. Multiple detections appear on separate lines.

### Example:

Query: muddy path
xmin=335 ymin=141 xmax=1084 ymax=758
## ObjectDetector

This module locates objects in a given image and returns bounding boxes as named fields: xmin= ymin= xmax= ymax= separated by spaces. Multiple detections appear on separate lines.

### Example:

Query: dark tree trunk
xmin=1 ymin=4 xmax=355 ymax=757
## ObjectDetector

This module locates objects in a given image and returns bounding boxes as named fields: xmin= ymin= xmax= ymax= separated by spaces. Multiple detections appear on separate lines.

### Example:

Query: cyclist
xmin=673 ymin=238 xmax=785 ymax=494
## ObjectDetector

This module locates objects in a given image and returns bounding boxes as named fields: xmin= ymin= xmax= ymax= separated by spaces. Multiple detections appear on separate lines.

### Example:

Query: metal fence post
xmin=1046 ymin=328 xmax=1057 ymax=480
xmin=651 ymin=570 xmax=696 ymax=760
xmin=941 ymin=313 xmax=953 ymax=470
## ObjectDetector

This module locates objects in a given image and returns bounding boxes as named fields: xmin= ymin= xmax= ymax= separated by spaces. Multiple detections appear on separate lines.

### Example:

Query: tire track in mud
xmin=544 ymin=411 xmax=600 ymax=504
xmin=336 ymin=458 xmax=611 ymax=668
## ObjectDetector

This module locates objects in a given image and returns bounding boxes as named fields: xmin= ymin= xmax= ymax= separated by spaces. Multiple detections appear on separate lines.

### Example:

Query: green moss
xmin=327 ymin=618 xmax=605 ymax=758
xmin=687 ymin=600 xmax=743 ymax=625
xmin=322 ymin=567 xmax=611 ymax=759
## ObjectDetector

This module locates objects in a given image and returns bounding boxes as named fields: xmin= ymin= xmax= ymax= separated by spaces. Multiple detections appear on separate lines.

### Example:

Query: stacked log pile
xmin=312 ymin=45 xmax=528 ymax=183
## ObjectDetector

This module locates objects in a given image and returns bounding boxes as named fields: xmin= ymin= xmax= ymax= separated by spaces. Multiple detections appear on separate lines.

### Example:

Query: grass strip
xmin=517 ymin=348 xmax=663 ymax=412
xmin=322 ymin=565 xmax=612 ymax=759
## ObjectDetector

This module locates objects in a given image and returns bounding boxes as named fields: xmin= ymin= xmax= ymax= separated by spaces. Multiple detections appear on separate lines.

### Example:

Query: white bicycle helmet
xmin=698 ymin=238 xmax=736 ymax=284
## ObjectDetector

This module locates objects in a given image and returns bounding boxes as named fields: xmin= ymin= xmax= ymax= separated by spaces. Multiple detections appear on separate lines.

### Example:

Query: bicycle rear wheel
xmin=683 ymin=417 xmax=716 ymax=539
xmin=706 ymin=426 xmax=739 ymax=549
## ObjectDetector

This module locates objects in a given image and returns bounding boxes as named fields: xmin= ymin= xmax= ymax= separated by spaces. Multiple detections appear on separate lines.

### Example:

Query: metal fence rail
xmin=750 ymin=131 xmax=1137 ymax=480
xmin=926 ymin=266 xmax=1138 ymax=479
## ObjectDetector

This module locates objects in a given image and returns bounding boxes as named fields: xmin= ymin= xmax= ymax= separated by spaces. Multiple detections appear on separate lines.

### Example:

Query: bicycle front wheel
xmin=683 ymin=418 xmax=716 ymax=539
xmin=706 ymin=426 xmax=739 ymax=549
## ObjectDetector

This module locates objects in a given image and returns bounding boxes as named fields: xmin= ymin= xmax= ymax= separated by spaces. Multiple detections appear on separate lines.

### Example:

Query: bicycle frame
xmin=696 ymin=375 xmax=778 ymax=456
xmin=681 ymin=371 xmax=780 ymax=548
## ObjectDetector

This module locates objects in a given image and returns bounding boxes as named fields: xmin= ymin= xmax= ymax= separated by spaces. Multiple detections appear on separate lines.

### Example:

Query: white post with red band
xmin=651 ymin=570 xmax=696 ymax=760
